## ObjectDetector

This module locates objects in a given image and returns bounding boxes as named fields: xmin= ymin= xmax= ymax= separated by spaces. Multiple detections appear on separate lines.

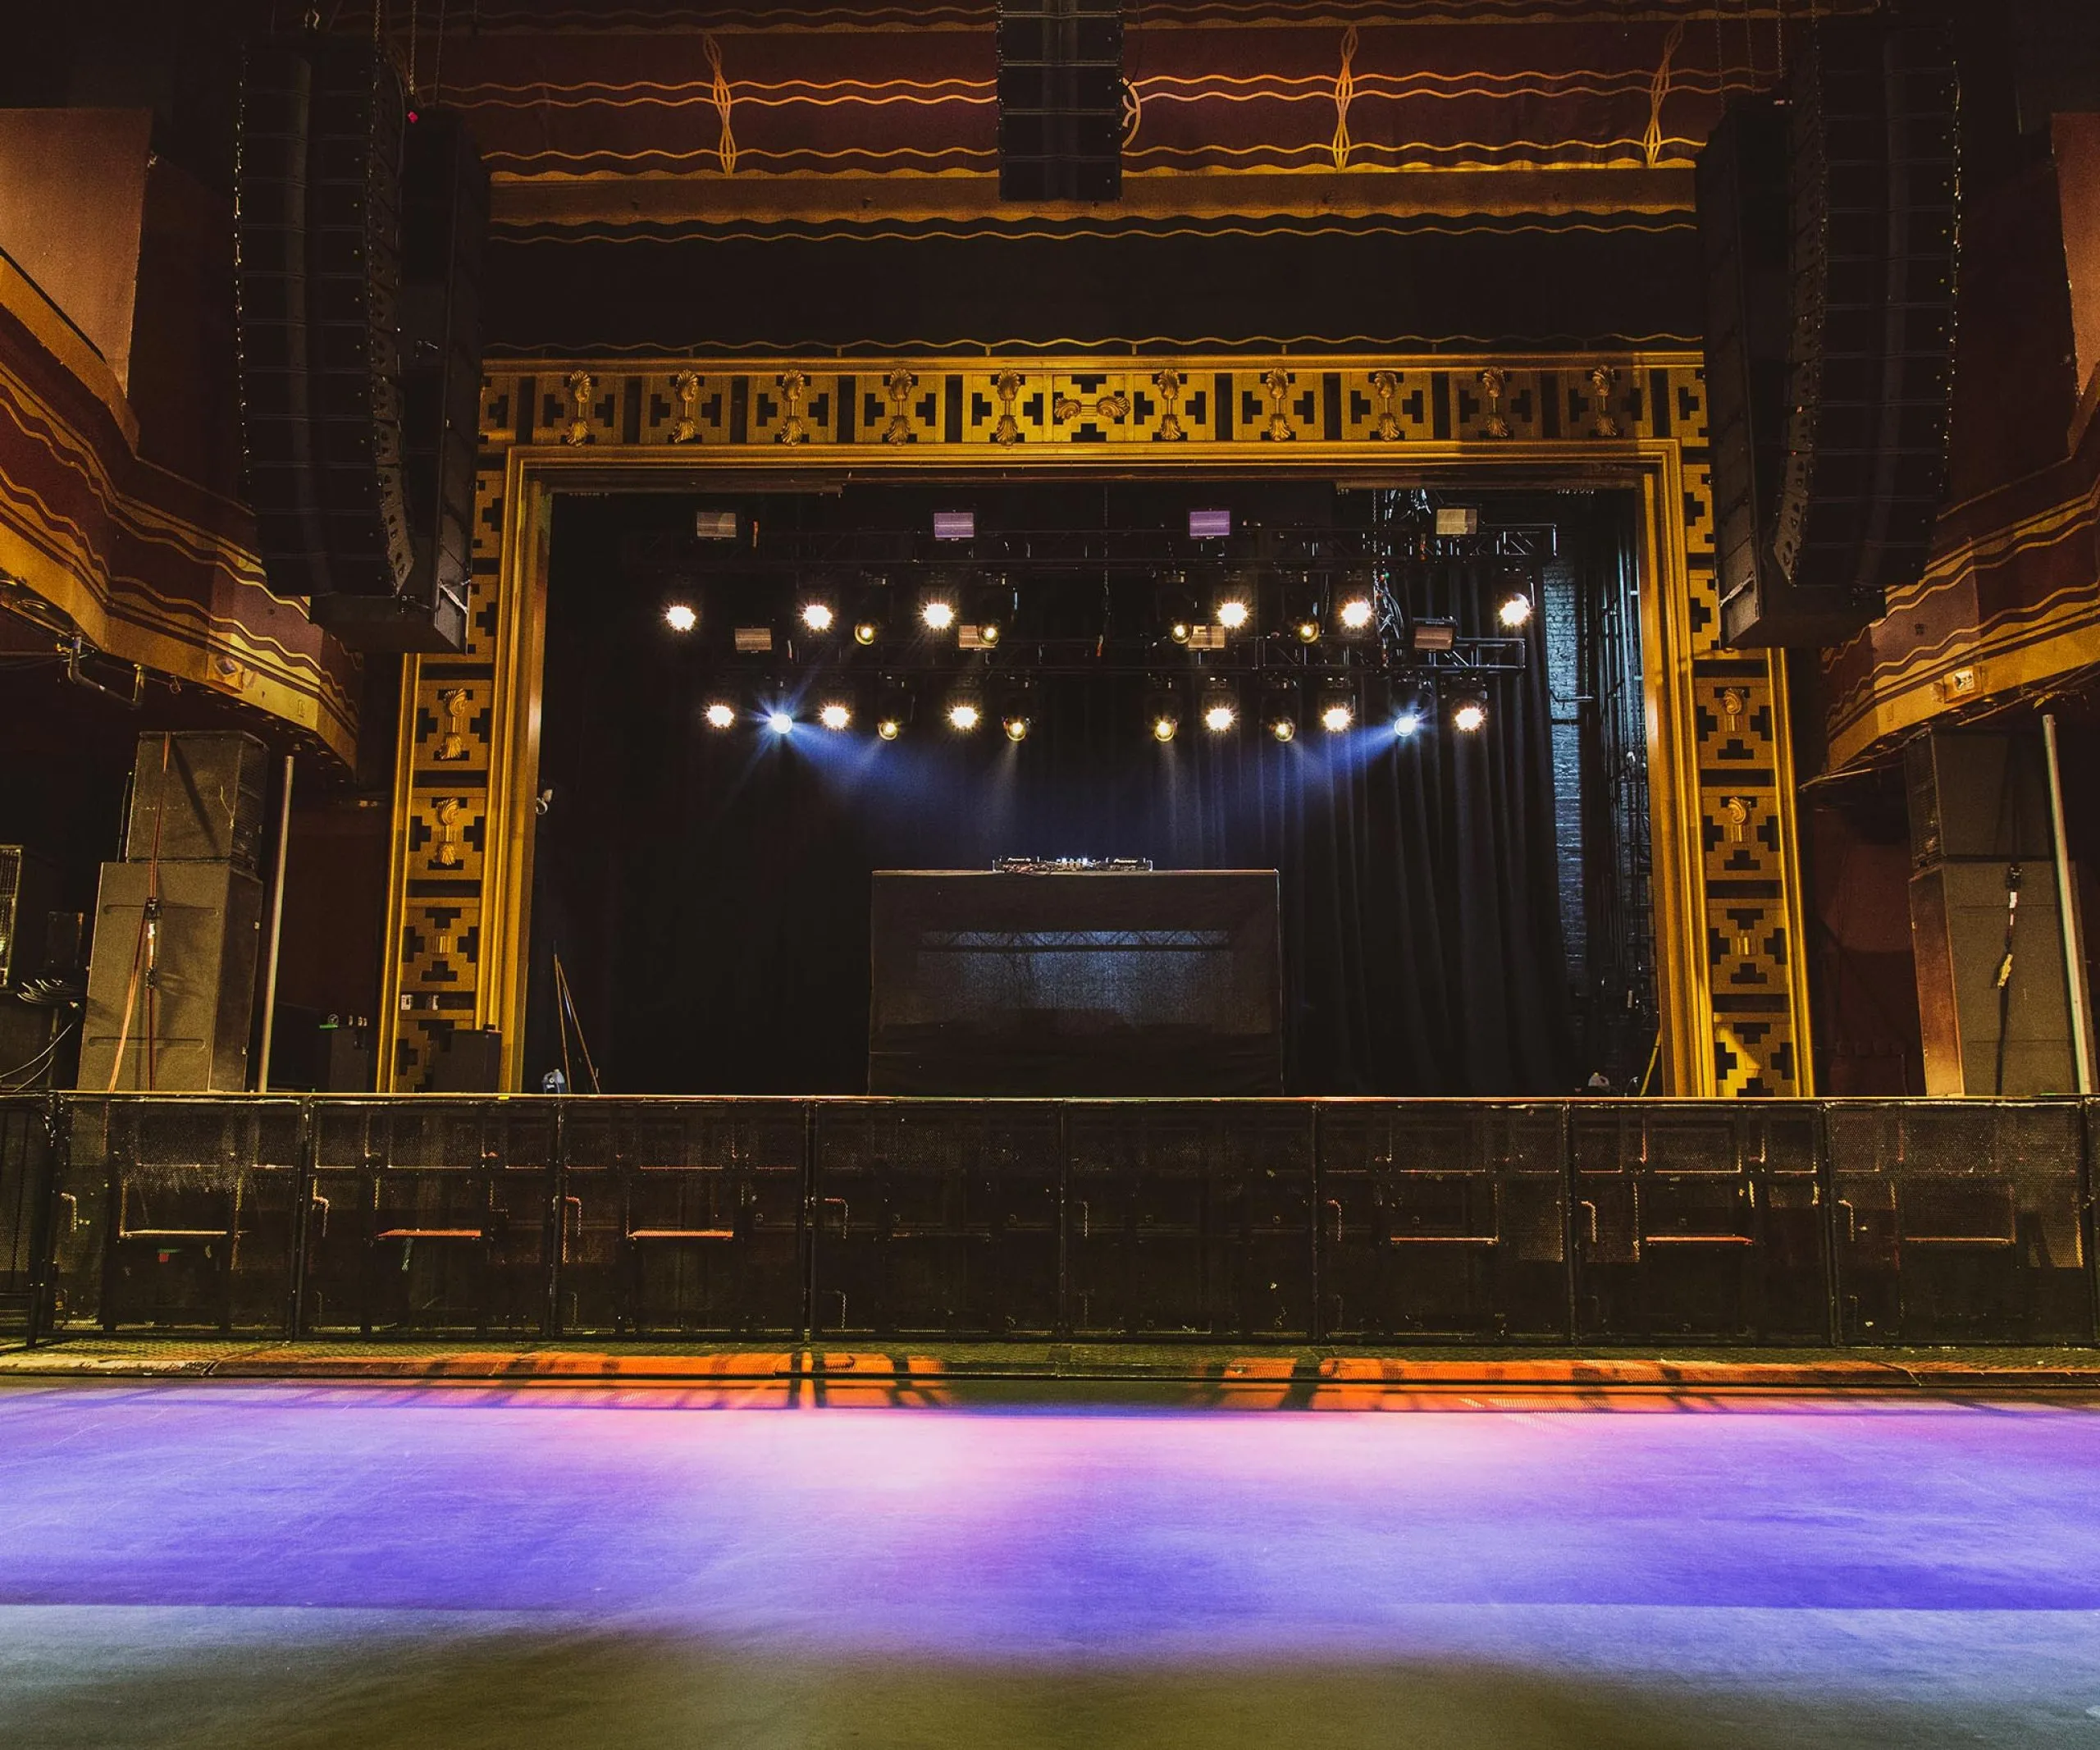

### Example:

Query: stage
xmin=1 ymin=1374 xmax=2098 ymax=1748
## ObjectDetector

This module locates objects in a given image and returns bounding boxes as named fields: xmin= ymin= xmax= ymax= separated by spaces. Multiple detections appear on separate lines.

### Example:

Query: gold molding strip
xmin=489 ymin=167 xmax=1696 ymax=228
xmin=378 ymin=352 xmax=1808 ymax=1101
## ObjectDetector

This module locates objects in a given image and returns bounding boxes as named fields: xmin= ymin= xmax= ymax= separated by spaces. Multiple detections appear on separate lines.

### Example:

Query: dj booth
xmin=867 ymin=869 xmax=1284 ymax=1096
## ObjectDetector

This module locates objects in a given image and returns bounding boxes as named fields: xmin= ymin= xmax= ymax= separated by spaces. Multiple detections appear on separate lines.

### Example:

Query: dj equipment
xmin=996 ymin=0 xmax=1123 ymax=202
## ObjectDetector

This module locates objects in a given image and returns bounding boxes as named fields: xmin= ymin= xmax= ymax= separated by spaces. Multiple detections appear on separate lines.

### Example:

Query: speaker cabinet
xmin=1905 ymin=732 xmax=2076 ymax=1094
xmin=77 ymin=861 xmax=264 ymax=1094
xmin=0 ymin=847 xmax=59 ymax=988
xmin=1702 ymin=16 xmax=1961 ymax=647
xmin=121 ymin=732 xmax=270 ymax=876
xmin=997 ymin=0 xmax=1122 ymax=202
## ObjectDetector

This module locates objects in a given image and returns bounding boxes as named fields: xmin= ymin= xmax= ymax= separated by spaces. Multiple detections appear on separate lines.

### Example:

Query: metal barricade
xmin=1066 ymin=1101 xmax=1314 ymax=1338
xmin=304 ymin=1099 xmax=556 ymax=1335
xmin=0 ymin=1096 xmax=50 ymax=1337
xmin=813 ymin=1100 xmax=1060 ymax=1336
xmin=1320 ymin=1102 xmax=1568 ymax=1339
xmin=560 ymin=1099 xmax=806 ymax=1336
xmin=1570 ymin=1102 xmax=1828 ymax=1341
xmin=39 ymin=1099 xmax=303 ymax=1335
xmin=1828 ymin=1100 xmax=2093 ymax=1343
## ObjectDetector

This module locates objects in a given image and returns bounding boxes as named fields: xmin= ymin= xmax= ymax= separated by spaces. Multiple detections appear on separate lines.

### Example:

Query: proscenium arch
xmin=378 ymin=354 xmax=1813 ymax=1099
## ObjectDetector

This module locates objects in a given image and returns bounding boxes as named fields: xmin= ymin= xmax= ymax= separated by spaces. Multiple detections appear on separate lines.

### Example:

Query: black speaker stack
xmin=235 ymin=34 xmax=484 ymax=653
xmin=1699 ymin=16 xmax=1961 ymax=648
xmin=996 ymin=0 xmax=1123 ymax=202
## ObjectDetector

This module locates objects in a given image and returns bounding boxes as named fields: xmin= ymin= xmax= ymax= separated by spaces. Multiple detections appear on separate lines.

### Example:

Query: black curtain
xmin=527 ymin=533 xmax=1574 ymax=1097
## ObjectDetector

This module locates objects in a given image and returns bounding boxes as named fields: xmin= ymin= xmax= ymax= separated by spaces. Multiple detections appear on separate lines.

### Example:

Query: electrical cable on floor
xmin=0 ymin=1018 xmax=78 ymax=1091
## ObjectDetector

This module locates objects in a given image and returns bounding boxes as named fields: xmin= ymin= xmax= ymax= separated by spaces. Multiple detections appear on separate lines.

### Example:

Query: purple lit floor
xmin=3 ymin=1383 xmax=2100 ymax=1748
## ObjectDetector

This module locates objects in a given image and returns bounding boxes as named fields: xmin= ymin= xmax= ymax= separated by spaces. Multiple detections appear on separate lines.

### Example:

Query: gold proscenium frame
xmin=377 ymin=354 xmax=1814 ymax=1099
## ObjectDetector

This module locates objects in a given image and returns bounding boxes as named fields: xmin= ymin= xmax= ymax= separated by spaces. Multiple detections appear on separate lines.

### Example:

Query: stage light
xmin=1392 ymin=682 xmax=1436 ymax=738
xmin=1336 ymin=585 xmax=1376 ymax=633
xmin=819 ymin=701 xmax=851 ymax=731
xmin=1295 ymin=618 xmax=1322 ymax=643
xmin=1317 ymin=679 xmax=1357 ymax=734
xmin=767 ymin=709 xmax=794 ymax=734
xmin=664 ymin=602 xmax=697 ymax=633
xmin=875 ymin=677 xmax=915 ymax=741
xmin=703 ymin=700 xmax=736 ymax=730
xmin=1215 ymin=598 xmax=1250 ymax=633
xmin=1200 ymin=678 xmax=1239 ymax=733
xmin=1498 ymin=592 xmax=1534 ymax=629
xmin=853 ymin=619 xmax=880 ymax=645
xmin=1144 ymin=677 xmax=1181 ymax=742
xmin=1452 ymin=691 xmax=1488 ymax=733
xmin=998 ymin=677 xmax=1035 ymax=743
xmin=801 ymin=600 xmax=836 ymax=633
xmin=963 ymin=575 xmax=1013 ymax=649
xmin=1261 ymin=676 xmax=1301 ymax=742
xmin=1005 ymin=713 xmax=1030 ymax=742
xmin=921 ymin=598 xmax=956 ymax=633
xmin=947 ymin=697 xmax=983 ymax=733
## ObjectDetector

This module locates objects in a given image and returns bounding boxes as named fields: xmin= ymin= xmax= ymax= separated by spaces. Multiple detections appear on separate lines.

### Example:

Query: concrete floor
xmin=2 ymin=1381 xmax=2099 ymax=1747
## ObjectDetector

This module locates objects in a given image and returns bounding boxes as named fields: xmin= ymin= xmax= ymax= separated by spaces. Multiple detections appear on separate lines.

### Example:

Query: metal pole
xmin=2043 ymin=715 xmax=2095 ymax=1093
xmin=256 ymin=754 xmax=295 ymax=1092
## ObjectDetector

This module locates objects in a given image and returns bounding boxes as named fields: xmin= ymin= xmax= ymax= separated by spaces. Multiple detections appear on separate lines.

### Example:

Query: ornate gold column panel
xmin=377 ymin=355 xmax=1811 ymax=1095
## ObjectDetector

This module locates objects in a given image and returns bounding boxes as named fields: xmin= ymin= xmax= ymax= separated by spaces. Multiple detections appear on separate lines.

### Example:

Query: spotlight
xmin=947 ymin=694 xmax=983 ymax=733
xmin=999 ymin=677 xmax=1035 ymax=742
xmin=854 ymin=619 xmax=881 ymax=646
xmin=963 ymin=576 xmax=1014 ymax=649
xmin=767 ymin=708 xmax=795 ymax=735
xmin=819 ymin=701 xmax=852 ymax=732
xmin=1498 ymin=592 xmax=1534 ymax=629
xmin=1214 ymin=597 xmax=1251 ymax=633
xmin=1392 ymin=682 xmax=1435 ymax=738
xmin=1158 ymin=571 xmax=1198 ymax=646
xmin=921 ymin=593 xmax=957 ymax=633
xmin=800 ymin=599 xmax=836 ymax=634
xmin=1261 ymin=676 xmax=1301 ymax=742
xmin=851 ymin=575 xmax=891 ymax=645
xmin=1335 ymin=582 xmax=1376 ymax=633
xmin=1295 ymin=617 xmax=1322 ymax=644
xmin=1144 ymin=678 xmax=1181 ymax=743
xmin=1317 ymin=679 xmax=1357 ymax=734
xmin=875 ymin=677 xmax=915 ymax=741
xmin=664 ymin=602 xmax=697 ymax=633
xmin=703 ymin=700 xmax=737 ymax=730
xmin=1452 ymin=688 xmax=1489 ymax=733
xmin=1201 ymin=678 xmax=1239 ymax=734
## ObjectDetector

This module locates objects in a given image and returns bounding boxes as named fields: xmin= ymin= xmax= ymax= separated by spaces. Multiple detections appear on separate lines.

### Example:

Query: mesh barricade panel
xmin=815 ymin=1102 xmax=1058 ymax=1335
xmin=1829 ymin=1100 xmax=2091 ymax=1342
xmin=1321 ymin=1103 xmax=1568 ymax=1339
xmin=0 ymin=1098 xmax=49 ymax=1336
xmin=1571 ymin=1103 xmax=1828 ymax=1341
xmin=1066 ymin=1103 xmax=1312 ymax=1337
xmin=304 ymin=1099 xmax=555 ymax=1334
xmin=561 ymin=1099 xmax=805 ymax=1335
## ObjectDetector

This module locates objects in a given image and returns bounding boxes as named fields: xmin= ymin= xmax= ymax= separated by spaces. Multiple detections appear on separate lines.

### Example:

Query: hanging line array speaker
xmin=1699 ymin=15 xmax=1961 ymax=648
xmin=235 ymin=34 xmax=482 ymax=653
xmin=997 ymin=0 xmax=1124 ymax=203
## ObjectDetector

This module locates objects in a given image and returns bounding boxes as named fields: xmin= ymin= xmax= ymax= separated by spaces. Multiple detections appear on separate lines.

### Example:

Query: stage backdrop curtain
xmin=526 ymin=562 xmax=1574 ymax=1097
